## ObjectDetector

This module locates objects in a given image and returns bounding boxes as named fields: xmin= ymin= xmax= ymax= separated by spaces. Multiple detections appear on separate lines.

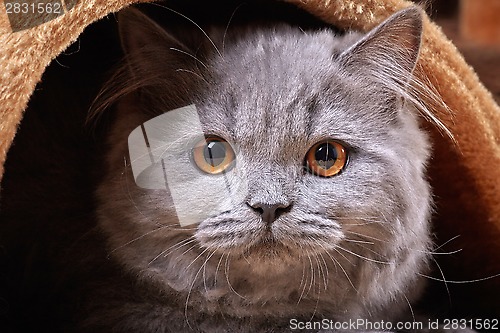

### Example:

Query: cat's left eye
xmin=305 ymin=140 xmax=348 ymax=177
xmin=192 ymin=136 xmax=235 ymax=174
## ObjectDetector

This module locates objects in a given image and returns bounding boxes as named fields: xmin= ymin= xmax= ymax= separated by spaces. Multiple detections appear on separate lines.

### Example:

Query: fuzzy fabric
xmin=1 ymin=0 xmax=499 ymax=312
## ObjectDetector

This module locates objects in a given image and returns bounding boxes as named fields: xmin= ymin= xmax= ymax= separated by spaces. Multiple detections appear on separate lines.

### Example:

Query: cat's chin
xmin=243 ymin=239 xmax=294 ymax=258
xmin=226 ymin=238 xmax=312 ymax=275
xmin=233 ymin=248 xmax=299 ymax=276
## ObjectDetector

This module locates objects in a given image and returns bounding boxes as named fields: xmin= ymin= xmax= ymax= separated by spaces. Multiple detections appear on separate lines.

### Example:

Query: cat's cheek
xmin=96 ymin=168 xmax=186 ymax=261
xmin=194 ymin=214 xmax=266 ymax=253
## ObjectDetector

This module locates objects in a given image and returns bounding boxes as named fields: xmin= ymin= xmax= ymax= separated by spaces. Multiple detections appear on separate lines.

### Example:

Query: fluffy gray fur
xmin=94 ymin=6 xmax=437 ymax=332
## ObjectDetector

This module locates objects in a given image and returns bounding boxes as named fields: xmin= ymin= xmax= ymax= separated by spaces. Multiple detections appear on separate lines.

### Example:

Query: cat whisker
xmin=331 ymin=246 xmax=355 ymax=266
xmin=128 ymin=148 xmax=161 ymax=166
xmin=317 ymin=252 xmax=330 ymax=291
xmin=432 ymin=235 xmax=461 ymax=253
xmin=419 ymin=248 xmax=462 ymax=256
xmin=175 ymin=68 xmax=207 ymax=82
xmin=417 ymin=272 xmax=500 ymax=284
xmin=151 ymin=3 xmax=223 ymax=59
xmin=128 ymin=130 xmax=192 ymax=163
xmin=336 ymin=245 xmax=390 ymax=265
xmin=304 ymin=236 xmax=329 ymax=292
xmin=222 ymin=3 xmax=245 ymax=55
xmin=297 ymin=251 xmax=308 ymax=305
xmin=147 ymin=132 xmax=197 ymax=164
xmin=430 ymin=255 xmax=451 ymax=306
xmin=241 ymin=251 xmax=252 ymax=265
xmin=214 ymin=250 xmax=226 ymax=287
xmin=87 ymin=68 xmax=153 ymax=124
xmin=350 ymin=242 xmax=389 ymax=260
xmin=108 ymin=223 xmax=173 ymax=257
xmin=319 ymin=244 xmax=357 ymax=292
xmin=224 ymin=253 xmax=246 ymax=299
xmin=343 ymin=238 xmax=375 ymax=245
xmin=342 ymin=221 xmax=381 ymax=226
xmin=336 ymin=216 xmax=389 ymax=226
xmin=297 ymin=250 xmax=313 ymax=305
xmin=203 ymin=248 xmax=220 ymax=293
xmin=401 ymin=293 xmax=416 ymax=325
xmin=306 ymin=250 xmax=315 ymax=297
xmin=184 ymin=247 xmax=225 ymax=329
xmin=421 ymin=235 xmax=463 ymax=256
xmin=169 ymin=47 xmax=208 ymax=69
xmin=308 ymin=254 xmax=324 ymax=322
xmin=184 ymin=247 xmax=212 ymax=330
xmin=185 ymin=246 xmax=211 ymax=270
xmin=334 ymin=216 xmax=380 ymax=221
xmin=148 ymin=237 xmax=196 ymax=265
xmin=180 ymin=242 xmax=201 ymax=257
xmin=343 ymin=230 xmax=388 ymax=243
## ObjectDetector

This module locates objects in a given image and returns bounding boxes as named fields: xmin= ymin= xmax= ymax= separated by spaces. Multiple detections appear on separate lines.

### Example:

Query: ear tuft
xmin=340 ymin=6 xmax=424 ymax=76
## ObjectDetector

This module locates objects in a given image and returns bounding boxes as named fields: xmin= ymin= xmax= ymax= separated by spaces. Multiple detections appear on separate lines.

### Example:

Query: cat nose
xmin=248 ymin=202 xmax=291 ymax=224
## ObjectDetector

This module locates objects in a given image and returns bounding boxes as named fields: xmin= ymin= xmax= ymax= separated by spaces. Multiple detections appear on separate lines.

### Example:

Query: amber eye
xmin=305 ymin=140 xmax=348 ymax=177
xmin=192 ymin=136 xmax=235 ymax=174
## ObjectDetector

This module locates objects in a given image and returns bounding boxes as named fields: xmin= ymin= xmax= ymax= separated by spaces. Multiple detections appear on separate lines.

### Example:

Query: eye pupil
xmin=305 ymin=140 xmax=347 ymax=177
xmin=315 ymin=143 xmax=337 ymax=170
xmin=193 ymin=136 xmax=235 ymax=175
xmin=203 ymin=141 xmax=226 ymax=167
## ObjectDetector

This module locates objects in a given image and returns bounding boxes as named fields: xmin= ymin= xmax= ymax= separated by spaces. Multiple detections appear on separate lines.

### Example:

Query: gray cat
xmin=90 ymin=5 xmax=457 ymax=332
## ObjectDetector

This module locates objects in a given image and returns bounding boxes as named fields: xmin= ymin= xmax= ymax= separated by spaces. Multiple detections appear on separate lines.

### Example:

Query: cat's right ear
xmin=117 ymin=8 xmax=191 ymax=75
xmin=118 ymin=8 xmax=188 ymax=55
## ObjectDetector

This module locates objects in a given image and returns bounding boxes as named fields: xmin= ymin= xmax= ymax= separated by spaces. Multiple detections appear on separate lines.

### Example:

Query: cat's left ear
xmin=339 ymin=7 xmax=423 ymax=81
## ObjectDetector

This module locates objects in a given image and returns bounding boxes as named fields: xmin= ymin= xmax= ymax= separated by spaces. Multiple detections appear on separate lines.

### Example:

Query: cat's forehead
xmin=195 ymin=26 xmax=387 ymax=152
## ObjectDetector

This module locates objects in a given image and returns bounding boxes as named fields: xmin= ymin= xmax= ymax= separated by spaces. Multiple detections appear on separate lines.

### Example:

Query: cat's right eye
xmin=192 ymin=136 xmax=235 ymax=175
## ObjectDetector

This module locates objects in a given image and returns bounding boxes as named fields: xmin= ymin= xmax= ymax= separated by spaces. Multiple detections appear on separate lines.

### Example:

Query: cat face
xmin=96 ymin=6 xmax=432 ymax=320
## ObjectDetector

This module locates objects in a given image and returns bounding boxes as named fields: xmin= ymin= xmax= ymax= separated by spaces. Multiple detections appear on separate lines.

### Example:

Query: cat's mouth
xmin=195 ymin=220 xmax=288 ymax=255
xmin=196 ymin=214 xmax=344 ymax=260
xmin=227 ymin=234 xmax=304 ymax=271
